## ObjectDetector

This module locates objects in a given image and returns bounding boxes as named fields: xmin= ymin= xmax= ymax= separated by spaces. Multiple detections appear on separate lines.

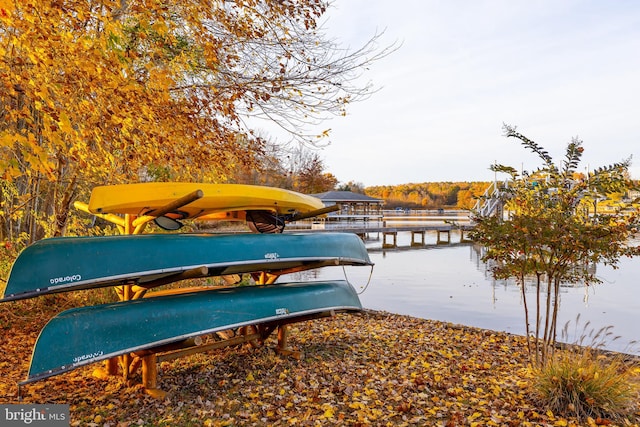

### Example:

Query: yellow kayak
xmin=89 ymin=182 xmax=324 ymax=217
xmin=84 ymin=182 xmax=330 ymax=233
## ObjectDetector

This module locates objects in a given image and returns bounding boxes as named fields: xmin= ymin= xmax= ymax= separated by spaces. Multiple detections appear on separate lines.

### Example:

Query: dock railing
xmin=473 ymin=179 xmax=509 ymax=218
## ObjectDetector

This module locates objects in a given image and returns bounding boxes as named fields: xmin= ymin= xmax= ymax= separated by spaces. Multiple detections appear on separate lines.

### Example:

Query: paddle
xmin=287 ymin=204 xmax=339 ymax=221
xmin=137 ymin=189 xmax=204 ymax=230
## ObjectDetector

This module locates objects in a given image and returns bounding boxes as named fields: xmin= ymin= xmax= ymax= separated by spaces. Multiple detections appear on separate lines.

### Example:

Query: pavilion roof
xmin=312 ymin=191 xmax=383 ymax=204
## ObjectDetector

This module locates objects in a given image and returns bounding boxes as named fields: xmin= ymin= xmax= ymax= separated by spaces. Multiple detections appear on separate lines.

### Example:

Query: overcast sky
xmin=307 ymin=0 xmax=640 ymax=186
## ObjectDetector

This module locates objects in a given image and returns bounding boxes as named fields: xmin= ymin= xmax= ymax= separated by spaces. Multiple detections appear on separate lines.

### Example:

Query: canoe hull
xmin=26 ymin=280 xmax=362 ymax=383
xmin=87 ymin=183 xmax=325 ymax=219
xmin=1 ymin=232 xmax=372 ymax=302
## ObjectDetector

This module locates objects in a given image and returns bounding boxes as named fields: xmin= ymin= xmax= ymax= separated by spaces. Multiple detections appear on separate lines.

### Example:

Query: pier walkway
xmin=287 ymin=211 xmax=474 ymax=249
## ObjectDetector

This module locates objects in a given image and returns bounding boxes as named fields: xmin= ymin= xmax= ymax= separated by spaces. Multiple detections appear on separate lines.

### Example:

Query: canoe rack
xmin=71 ymin=188 xmax=340 ymax=397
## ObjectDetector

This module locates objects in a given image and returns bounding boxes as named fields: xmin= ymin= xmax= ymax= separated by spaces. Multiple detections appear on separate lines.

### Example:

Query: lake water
xmin=284 ymin=226 xmax=640 ymax=356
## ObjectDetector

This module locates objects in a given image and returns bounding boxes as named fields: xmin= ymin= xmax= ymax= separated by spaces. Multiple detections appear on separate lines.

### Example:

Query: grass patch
xmin=533 ymin=321 xmax=640 ymax=423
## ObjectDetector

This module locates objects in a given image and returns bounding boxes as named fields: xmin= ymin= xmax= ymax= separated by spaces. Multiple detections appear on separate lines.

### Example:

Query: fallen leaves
xmin=0 ymin=309 xmax=638 ymax=426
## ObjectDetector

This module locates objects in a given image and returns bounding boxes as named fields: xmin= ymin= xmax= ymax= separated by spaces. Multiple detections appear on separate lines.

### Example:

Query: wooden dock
xmin=286 ymin=221 xmax=474 ymax=249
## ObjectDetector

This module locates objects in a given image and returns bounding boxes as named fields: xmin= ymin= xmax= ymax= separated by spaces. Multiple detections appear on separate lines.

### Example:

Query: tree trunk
xmin=53 ymin=175 xmax=78 ymax=237
xmin=541 ymin=276 xmax=553 ymax=364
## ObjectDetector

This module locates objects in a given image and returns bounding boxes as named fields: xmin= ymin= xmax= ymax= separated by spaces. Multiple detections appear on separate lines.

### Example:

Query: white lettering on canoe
xmin=264 ymin=252 xmax=280 ymax=260
xmin=275 ymin=308 xmax=289 ymax=316
xmin=72 ymin=350 xmax=104 ymax=365
xmin=49 ymin=275 xmax=82 ymax=285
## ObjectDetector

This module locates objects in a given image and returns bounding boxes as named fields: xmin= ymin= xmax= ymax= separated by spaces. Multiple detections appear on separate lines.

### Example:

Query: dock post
xmin=382 ymin=232 xmax=397 ymax=248
xmin=437 ymin=230 xmax=451 ymax=244
xmin=411 ymin=230 xmax=425 ymax=246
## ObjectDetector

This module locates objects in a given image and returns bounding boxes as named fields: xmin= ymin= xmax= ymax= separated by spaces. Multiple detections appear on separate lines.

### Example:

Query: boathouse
xmin=312 ymin=191 xmax=384 ymax=221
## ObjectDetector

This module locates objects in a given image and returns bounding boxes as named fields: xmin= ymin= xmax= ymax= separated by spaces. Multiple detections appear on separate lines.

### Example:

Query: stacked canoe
xmin=0 ymin=183 xmax=373 ymax=385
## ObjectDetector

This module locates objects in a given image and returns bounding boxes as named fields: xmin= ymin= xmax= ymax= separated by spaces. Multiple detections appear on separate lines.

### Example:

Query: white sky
xmin=306 ymin=0 xmax=640 ymax=186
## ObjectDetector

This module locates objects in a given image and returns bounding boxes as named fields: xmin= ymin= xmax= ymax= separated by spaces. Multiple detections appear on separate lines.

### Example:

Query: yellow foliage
xmin=0 ymin=0 xmax=342 ymax=240
xmin=1 ymin=0 xmax=333 ymax=189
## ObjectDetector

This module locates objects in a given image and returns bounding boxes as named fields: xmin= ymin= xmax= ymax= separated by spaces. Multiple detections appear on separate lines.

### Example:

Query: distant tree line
xmin=365 ymin=182 xmax=491 ymax=210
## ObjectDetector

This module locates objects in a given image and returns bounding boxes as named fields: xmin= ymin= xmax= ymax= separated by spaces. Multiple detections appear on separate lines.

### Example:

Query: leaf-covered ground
xmin=1 ymin=308 xmax=638 ymax=426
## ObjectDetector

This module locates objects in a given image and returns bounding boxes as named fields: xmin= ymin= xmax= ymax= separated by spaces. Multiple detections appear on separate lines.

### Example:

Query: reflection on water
xmin=282 ymin=230 xmax=640 ymax=355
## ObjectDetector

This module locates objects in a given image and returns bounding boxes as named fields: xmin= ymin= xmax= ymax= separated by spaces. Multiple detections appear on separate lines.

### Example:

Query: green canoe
xmin=26 ymin=280 xmax=361 ymax=383
xmin=1 ymin=232 xmax=371 ymax=302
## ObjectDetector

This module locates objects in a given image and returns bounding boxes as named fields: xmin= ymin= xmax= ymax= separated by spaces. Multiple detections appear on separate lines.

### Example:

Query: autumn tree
xmin=338 ymin=181 xmax=365 ymax=194
xmin=0 ymin=0 xmax=392 ymax=243
xmin=227 ymin=137 xmax=289 ymax=188
xmin=231 ymin=141 xmax=337 ymax=193
xmin=470 ymin=125 xmax=640 ymax=366
xmin=456 ymin=189 xmax=475 ymax=209
xmin=280 ymin=146 xmax=336 ymax=193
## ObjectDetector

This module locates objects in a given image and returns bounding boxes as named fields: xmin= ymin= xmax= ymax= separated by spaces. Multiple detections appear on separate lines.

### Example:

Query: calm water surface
xmin=284 ymin=228 xmax=640 ymax=355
